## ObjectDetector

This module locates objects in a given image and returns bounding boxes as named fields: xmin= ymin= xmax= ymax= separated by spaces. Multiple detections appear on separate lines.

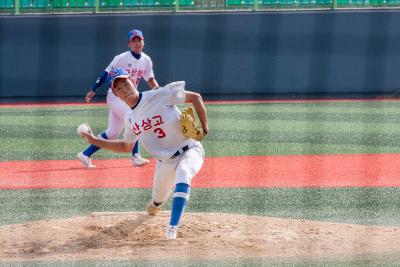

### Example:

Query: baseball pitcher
xmin=79 ymin=68 xmax=208 ymax=239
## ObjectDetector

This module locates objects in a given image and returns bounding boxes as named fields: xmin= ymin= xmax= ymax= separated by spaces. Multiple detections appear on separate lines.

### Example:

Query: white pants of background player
xmin=152 ymin=143 xmax=205 ymax=213
xmin=105 ymin=90 xmax=144 ymax=156
xmin=105 ymin=90 xmax=131 ymax=139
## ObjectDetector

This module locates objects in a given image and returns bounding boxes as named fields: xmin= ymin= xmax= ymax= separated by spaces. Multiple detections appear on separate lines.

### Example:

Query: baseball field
xmin=1 ymin=99 xmax=400 ymax=266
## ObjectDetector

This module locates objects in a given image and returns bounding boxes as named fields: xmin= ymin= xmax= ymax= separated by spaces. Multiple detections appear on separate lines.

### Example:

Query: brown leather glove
xmin=179 ymin=107 xmax=205 ymax=141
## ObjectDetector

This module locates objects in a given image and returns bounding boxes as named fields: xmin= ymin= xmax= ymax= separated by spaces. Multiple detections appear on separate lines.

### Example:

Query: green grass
xmin=1 ymin=187 xmax=399 ymax=227
xmin=2 ymin=101 xmax=400 ymax=161
xmin=1 ymin=101 xmax=400 ymax=265
xmin=1 ymin=101 xmax=400 ymax=226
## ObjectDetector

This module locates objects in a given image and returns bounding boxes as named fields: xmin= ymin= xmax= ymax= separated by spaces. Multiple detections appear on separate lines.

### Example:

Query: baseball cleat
xmin=165 ymin=225 xmax=178 ymax=239
xmin=146 ymin=200 xmax=161 ymax=216
xmin=131 ymin=153 xmax=150 ymax=166
xmin=76 ymin=152 xmax=96 ymax=169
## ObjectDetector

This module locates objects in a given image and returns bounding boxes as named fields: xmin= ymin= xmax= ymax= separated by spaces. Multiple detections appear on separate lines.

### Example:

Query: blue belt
xmin=170 ymin=145 xmax=189 ymax=159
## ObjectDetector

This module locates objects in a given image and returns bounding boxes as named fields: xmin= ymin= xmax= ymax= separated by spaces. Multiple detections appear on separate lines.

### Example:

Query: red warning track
xmin=0 ymin=154 xmax=399 ymax=190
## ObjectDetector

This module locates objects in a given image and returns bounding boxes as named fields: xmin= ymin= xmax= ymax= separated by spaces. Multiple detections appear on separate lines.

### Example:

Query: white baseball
xmin=77 ymin=123 xmax=90 ymax=136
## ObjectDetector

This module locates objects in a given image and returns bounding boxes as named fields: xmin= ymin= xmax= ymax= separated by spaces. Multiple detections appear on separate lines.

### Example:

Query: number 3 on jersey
xmin=154 ymin=128 xmax=166 ymax=138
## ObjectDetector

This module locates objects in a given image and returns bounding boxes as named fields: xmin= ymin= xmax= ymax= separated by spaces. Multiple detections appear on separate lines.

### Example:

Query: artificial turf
xmin=1 ymin=101 xmax=400 ymax=265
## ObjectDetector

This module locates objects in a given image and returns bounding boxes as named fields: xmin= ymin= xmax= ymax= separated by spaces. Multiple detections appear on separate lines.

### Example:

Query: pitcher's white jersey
xmin=123 ymin=81 xmax=198 ymax=159
xmin=105 ymin=51 xmax=154 ymax=89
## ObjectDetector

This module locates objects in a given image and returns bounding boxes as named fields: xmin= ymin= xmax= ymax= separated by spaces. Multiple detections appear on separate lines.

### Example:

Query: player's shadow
xmin=27 ymin=213 xmax=158 ymax=256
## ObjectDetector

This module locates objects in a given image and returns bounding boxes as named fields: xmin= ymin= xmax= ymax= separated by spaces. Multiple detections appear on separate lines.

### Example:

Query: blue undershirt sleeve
xmin=91 ymin=71 xmax=108 ymax=92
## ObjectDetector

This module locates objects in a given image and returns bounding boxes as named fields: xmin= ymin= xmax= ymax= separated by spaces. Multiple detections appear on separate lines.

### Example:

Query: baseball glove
xmin=179 ymin=107 xmax=204 ymax=141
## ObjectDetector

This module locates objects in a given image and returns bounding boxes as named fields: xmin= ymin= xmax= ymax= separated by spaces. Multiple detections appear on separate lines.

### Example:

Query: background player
xmin=77 ymin=29 xmax=159 ymax=168
xmin=79 ymin=68 xmax=208 ymax=239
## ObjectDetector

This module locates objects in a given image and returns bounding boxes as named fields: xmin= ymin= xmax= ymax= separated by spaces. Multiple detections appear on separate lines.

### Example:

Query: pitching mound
xmin=1 ymin=212 xmax=400 ymax=262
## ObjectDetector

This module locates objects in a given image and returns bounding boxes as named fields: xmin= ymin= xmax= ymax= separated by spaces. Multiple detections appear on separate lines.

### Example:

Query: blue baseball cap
xmin=107 ymin=68 xmax=130 ymax=89
xmin=128 ymin=29 xmax=144 ymax=41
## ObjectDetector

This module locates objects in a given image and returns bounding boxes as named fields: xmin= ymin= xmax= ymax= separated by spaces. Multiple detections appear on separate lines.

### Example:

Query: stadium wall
xmin=1 ymin=10 xmax=400 ymax=100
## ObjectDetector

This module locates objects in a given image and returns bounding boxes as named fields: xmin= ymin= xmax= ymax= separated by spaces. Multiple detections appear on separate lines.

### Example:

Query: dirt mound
xmin=1 ymin=212 xmax=400 ymax=262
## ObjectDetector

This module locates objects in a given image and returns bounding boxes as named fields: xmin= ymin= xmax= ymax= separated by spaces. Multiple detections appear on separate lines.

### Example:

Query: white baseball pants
xmin=152 ymin=142 xmax=205 ymax=204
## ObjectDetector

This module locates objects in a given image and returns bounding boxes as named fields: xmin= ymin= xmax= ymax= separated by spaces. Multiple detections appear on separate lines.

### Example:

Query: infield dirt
xmin=1 ymin=212 xmax=400 ymax=262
